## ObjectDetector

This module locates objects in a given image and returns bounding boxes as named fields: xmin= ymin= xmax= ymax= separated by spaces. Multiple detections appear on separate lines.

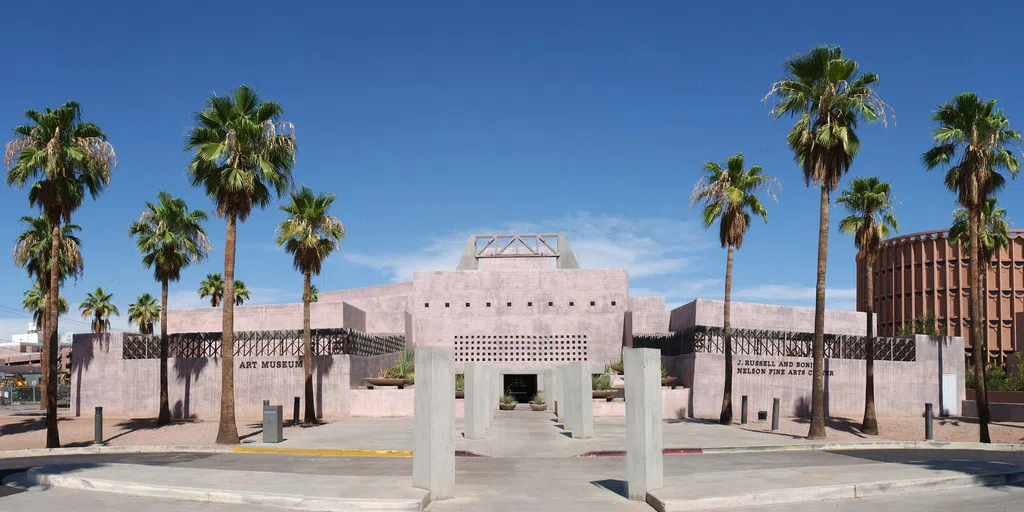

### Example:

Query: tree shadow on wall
xmin=314 ymin=355 xmax=334 ymax=421
xmin=72 ymin=334 xmax=100 ymax=417
xmin=173 ymin=357 xmax=209 ymax=420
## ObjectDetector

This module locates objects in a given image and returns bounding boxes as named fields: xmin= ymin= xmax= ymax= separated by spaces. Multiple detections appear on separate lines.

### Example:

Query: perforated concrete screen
xmin=454 ymin=334 xmax=588 ymax=363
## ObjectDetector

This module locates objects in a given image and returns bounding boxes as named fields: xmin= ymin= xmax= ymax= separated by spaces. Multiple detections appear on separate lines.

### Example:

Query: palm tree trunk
xmin=719 ymin=245 xmax=735 ymax=425
xmin=968 ymin=208 xmax=991 ymax=443
xmin=303 ymin=272 xmax=316 ymax=424
xmin=216 ymin=214 xmax=240 ymax=445
xmin=39 ymin=277 xmax=48 ymax=412
xmin=44 ymin=217 xmax=61 ymax=448
xmin=862 ymin=255 xmax=878 ymax=435
xmin=808 ymin=185 xmax=829 ymax=440
xmin=158 ymin=278 xmax=171 ymax=426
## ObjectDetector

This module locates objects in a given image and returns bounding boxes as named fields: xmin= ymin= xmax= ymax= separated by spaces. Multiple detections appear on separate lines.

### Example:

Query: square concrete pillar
xmin=412 ymin=346 xmax=455 ymax=500
xmin=465 ymin=363 xmax=488 ymax=440
xmin=551 ymin=365 xmax=564 ymax=420
xmin=567 ymin=362 xmax=593 ymax=439
xmin=624 ymin=347 xmax=663 ymax=501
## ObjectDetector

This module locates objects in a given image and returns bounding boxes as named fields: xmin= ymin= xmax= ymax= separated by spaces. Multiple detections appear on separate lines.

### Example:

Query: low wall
xmin=962 ymin=400 xmax=1024 ymax=422
xmin=966 ymin=390 xmax=1024 ymax=404
xmin=677 ymin=335 xmax=964 ymax=419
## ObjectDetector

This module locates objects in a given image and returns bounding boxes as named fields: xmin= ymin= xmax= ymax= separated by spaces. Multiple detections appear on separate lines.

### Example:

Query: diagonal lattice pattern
xmin=122 ymin=328 xmax=405 ymax=360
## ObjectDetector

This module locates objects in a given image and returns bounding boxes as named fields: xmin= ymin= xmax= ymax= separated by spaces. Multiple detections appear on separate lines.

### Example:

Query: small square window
xmin=486 ymin=302 xmax=491 ymax=307
xmin=445 ymin=302 xmax=450 ymax=308
xmin=611 ymin=301 xmax=617 ymax=306
xmin=424 ymin=303 xmax=429 ymax=308
xmin=590 ymin=301 xmax=595 ymax=306
xmin=528 ymin=301 xmax=533 ymax=307
xmin=465 ymin=302 xmax=470 ymax=307
xmin=548 ymin=301 xmax=553 ymax=307
xmin=569 ymin=301 xmax=574 ymax=307
xmin=507 ymin=302 xmax=512 ymax=307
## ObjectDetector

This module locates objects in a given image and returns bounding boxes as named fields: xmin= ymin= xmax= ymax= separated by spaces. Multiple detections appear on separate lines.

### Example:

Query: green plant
xmin=896 ymin=312 xmax=941 ymax=336
xmin=530 ymin=393 xmax=545 ymax=405
xmin=661 ymin=366 xmax=669 ymax=379
xmin=967 ymin=357 xmax=1024 ymax=392
xmin=592 ymin=374 xmax=612 ymax=391
xmin=455 ymin=374 xmax=464 ymax=391
xmin=499 ymin=393 xmax=517 ymax=405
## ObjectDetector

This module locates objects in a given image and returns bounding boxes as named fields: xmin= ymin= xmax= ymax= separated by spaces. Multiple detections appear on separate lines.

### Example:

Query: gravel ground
xmin=0 ymin=411 xmax=270 ymax=450
xmin=738 ymin=415 xmax=1024 ymax=444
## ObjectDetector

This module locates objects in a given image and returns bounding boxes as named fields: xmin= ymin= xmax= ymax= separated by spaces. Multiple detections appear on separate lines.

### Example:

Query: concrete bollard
xmin=771 ymin=398 xmax=780 ymax=432
xmin=925 ymin=403 xmax=934 ymax=441
xmin=741 ymin=396 xmax=748 ymax=425
xmin=624 ymin=348 xmax=663 ymax=501
xmin=412 ymin=346 xmax=455 ymax=501
xmin=567 ymin=362 xmax=593 ymax=439
xmin=465 ymin=363 xmax=489 ymax=439
xmin=94 ymin=406 xmax=103 ymax=445
xmin=293 ymin=397 xmax=300 ymax=426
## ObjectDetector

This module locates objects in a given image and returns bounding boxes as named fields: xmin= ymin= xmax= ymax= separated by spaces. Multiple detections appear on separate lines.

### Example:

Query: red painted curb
xmin=576 ymin=448 xmax=703 ymax=458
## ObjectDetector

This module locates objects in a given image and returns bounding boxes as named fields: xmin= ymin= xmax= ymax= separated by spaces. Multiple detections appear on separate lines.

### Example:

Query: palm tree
xmin=766 ymin=46 xmax=891 ymax=439
xmin=186 ymin=85 xmax=296 ymax=444
xmin=5 ymin=101 xmax=116 ymax=448
xmin=922 ymin=92 xmax=1020 ymax=443
xmin=309 ymin=284 xmax=319 ymax=303
xmin=233 ymin=280 xmax=250 ymax=306
xmin=275 ymin=186 xmax=346 ymax=423
xmin=22 ymin=284 xmax=69 ymax=331
xmin=198 ymin=273 xmax=225 ymax=307
xmin=128 ymin=293 xmax=161 ymax=335
xmin=836 ymin=177 xmax=898 ymax=435
xmin=950 ymin=198 xmax=1011 ymax=363
xmin=13 ymin=214 xmax=83 ymax=411
xmin=79 ymin=287 xmax=120 ymax=334
xmin=130 ymin=191 xmax=209 ymax=425
xmin=691 ymin=153 xmax=775 ymax=425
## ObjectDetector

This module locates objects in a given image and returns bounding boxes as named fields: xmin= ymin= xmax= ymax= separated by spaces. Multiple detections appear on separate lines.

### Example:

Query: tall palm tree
xmin=275 ymin=186 xmax=346 ymax=423
xmin=691 ymin=153 xmax=775 ymax=425
xmin=5 ymin=101 xmax=116 ymax=448
xmin=198 ymin=273 xmax=225 ymax=307
xmin=13 ymin=214 xmax=83 ymax=410
xmin=22 ymin=284 xmax=69 ymax=331
xmin=79 ymin=287 xmax=120 ymax=334
xmin=233 ymin=280 xmax=251 ymax=306
xmin=923 ymin=92 xmax=1020 ymax=443
xmin=128 ymin=293 xmax=161 ymax=335
xmin=766 ymin=46 xmax=891 ymax=439
xmin=186 ymin=85 xmax=296 ymax=444
xmin=950 ymin=198 xmax=1011 ymax=363
xmin=836 ymin=177 xmax=898 ymax=435
xmin=130 ymin=191 xmax=209 ymax=425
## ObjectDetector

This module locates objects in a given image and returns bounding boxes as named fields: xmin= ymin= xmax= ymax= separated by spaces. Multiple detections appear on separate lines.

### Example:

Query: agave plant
xmin=592 ymin=374 xmax=612 ymax=391
xmin=530 ymin=393 xmax=545 ymax=405
xmin=499 ymin=393 xmax=517 ymax=405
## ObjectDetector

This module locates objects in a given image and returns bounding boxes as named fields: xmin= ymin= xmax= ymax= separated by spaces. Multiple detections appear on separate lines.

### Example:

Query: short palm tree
xmin=198 ymin=273 xmax=225 ymax=307
xmin=275 ymin=186 xmax=346 ymax=423
xmin=923 ymin=92 xmax=1020 ymax=443
xmin=691 ymin=153 xmax=775 ymax=425
xmin=766 ymin=45 xmax=891 ymax=439
xmin=233 ymin=280 xmax=250 ymax=306
xmin=309 ymin=284 xmax=319 ymax=303
xmin=836 ymin=177 xmax=898 ymax=435
xmin=950 ymin=197 xmax=1011 ymax=355
xmin=79 ymin=287 xmax=120 ymax=334
xmin=128 ymin=293 xmax=161 ymax=335
xmin=14 ymin=214 xmax=83 ymax=410
xmin=22 ymin=284 xmax=69 ymax=331
xmin=186 ymin=85 xmax=296 ymax=444
xmin=5 ymin=101 xmax=116 ymax=448
xmin=130 ymin=191 xmax=209 ymax=425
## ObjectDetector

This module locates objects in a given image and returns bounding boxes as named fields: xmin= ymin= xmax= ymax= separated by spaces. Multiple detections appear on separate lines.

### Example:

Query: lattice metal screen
xmin=123 ymin=328 xmax=405 ymax=360
xmin=454 ymin=334 xmax=588 ymax=363
xmin=633 ymin=326 xmax=916 ymax=362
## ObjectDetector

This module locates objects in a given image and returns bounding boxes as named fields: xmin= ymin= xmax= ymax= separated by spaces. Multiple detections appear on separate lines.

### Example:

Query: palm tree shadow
xmin=173 ymin=357 xmax=209 ymax=420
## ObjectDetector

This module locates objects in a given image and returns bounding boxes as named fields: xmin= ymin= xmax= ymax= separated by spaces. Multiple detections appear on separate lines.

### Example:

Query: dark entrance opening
xmin=503 ymin=374 xmax=537 ymax=403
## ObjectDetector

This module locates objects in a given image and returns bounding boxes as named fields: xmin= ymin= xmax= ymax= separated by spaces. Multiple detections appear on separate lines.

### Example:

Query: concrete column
xmin=465 ymin=363 xmax=488 ymax=440
xmin=567 ymin=362 xmax=593 ymax=439
xmin=412 ymin=346 xmax=455 ymax=500
xmin=624 ymin=347 xmax=663 ymax=501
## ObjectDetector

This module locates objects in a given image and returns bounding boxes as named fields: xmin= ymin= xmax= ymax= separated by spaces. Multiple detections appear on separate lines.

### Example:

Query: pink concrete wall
xmin=630 ymin=296 xmax=670 ymax=333
xmin=167 ymin=301 xmax=364 ymax=334
xmin=671 ymin=299 xmax=874 ymax=336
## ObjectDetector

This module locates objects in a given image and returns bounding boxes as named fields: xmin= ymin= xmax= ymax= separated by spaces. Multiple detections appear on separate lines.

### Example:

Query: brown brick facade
xmin=857 ymin=230 xmax=1024 ymax=363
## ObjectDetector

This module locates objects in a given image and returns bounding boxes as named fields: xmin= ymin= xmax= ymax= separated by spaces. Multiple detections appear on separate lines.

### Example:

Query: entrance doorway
xmin=503 ymin=374 xmax=537 ymax=403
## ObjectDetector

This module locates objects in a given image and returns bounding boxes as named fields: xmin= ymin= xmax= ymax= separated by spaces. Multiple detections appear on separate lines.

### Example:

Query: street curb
xmin=232 ymin=447 xmax=413 ymax=457
xmin=577 ymin=441 xmax=1024 ymax=458
xmin=0 ymin=445 xmax=232 ymax=460
xmin=646 ymin=468 xmax=1024 ymax=511
xmin=4 ymin=467 xmax=429 ymax=512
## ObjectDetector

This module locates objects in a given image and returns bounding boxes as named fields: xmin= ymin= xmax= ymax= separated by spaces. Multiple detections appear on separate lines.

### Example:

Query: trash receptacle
xmin=263 ymin=403 xmax=284 ymax=443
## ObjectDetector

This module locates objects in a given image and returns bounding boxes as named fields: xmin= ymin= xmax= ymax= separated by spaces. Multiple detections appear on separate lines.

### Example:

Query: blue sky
xmin=1 ymin=1 xmax=1022 ymax=341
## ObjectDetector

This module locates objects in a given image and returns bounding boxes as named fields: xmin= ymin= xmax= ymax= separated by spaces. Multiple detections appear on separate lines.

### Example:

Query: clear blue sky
xmin=2 ymin=1 xmax=1022 ymax=340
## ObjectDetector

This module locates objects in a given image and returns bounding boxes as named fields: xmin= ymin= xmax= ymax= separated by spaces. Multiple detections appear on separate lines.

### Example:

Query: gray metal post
xmin=94 ymin=406 xmax=103 ymax=445
xmin=771 ymin=398 xmax=780 ymax=431
xmin=741 ymin=396 xmax=748 ymax=425
xmin=263 ymin=403 xmax=283 ymax=443
xmin=293 ymin=397 xmax=300 ymax=426
xmin=925 ymin=403 xmax=934 ymax=441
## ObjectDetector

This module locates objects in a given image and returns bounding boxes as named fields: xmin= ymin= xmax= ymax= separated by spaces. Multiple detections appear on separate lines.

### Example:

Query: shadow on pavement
xmin=590 ymin=478 xmax=628 ymax=499
xmin=0 ymin=417 xmax=71 ymax=437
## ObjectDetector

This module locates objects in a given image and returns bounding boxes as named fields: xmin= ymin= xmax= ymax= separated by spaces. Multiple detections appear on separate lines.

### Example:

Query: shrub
xmin=455 ymin=374 xmax=464 ymax=391
xmin=530 ymin=393 xmax=545 ymax=405
xmin=499 ymin=392 xmax=517 ymax=405
xmin=966 ymin=356 xmax=1024 ymax=392
xmin=592 ymin=374 xmax=612 ymax=391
